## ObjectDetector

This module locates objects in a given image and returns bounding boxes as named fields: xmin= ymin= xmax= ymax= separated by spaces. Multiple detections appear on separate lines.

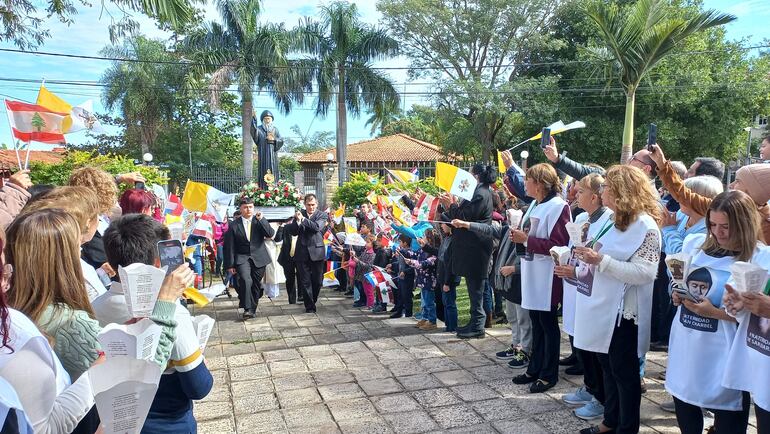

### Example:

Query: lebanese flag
xmin=413 ymin=193 xmax=439 ymax=222
xmin=4 ymin=100 xmax=67 ymax=144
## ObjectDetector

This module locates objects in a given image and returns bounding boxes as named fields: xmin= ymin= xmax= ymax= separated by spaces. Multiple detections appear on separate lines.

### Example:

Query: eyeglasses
xmin=630 ymin=156 xmax=647 ymax=166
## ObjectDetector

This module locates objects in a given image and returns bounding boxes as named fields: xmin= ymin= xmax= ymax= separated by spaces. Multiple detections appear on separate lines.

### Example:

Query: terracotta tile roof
xmin=0 ymin=148 xmax=65 ymax=167
xmin=298 ymin=134 xmax=454 ymax=163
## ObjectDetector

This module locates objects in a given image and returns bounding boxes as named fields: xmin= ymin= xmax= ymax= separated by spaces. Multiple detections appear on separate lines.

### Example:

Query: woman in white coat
xmin=666 ymin=190 xmax=759 ymax=434
xmin=573 ymin=165 xmax=661 ymax=434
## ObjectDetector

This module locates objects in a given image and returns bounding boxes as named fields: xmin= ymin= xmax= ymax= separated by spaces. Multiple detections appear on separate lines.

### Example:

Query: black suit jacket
xmin=286 ymin=210 xmax=328 ymax=262
xmin=223 ymin=216 xmax=275 ymax=268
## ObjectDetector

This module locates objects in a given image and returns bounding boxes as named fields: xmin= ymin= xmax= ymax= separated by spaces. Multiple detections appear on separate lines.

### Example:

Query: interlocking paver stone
xmin=196 ymin=283 xmax=688 ymax=434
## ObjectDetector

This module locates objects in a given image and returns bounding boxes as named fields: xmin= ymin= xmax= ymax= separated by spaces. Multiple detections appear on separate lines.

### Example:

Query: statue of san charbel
xmin=250 ymin=109 xmax=284 ymax=189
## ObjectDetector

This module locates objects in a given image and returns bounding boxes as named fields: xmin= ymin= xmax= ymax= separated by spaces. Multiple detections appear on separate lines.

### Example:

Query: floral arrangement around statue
xmin=239 ymin=179 xmax=302 ymax=220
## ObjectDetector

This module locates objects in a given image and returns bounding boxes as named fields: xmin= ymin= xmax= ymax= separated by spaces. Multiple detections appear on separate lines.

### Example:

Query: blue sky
xmin=0 ymin=0 xmax=766 ymax=152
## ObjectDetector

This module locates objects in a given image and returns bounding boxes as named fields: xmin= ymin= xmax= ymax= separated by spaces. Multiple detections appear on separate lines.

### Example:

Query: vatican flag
xmin=435 ymin=162 xmax=478 ymax=201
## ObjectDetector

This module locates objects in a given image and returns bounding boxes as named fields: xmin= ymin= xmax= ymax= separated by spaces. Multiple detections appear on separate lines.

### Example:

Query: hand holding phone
xmin=647 ymin=123 xmax=657 ymax=151
xmin=158 ymin=239 xmax=185 ymax=275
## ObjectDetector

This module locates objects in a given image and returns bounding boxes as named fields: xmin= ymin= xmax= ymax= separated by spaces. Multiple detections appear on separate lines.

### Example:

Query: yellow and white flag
xmin=36 ymin=85 xmax=104 ymax=133
xmin=333 ymin=204 xmax=345 ymax=224
xmin=181 ymin=180 xmax=234 ymax=222
xmin=435 ymin=162 xmax=478 ymax=201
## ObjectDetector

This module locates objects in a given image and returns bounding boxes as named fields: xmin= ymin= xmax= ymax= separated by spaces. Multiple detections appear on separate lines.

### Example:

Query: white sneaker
xmin=563 ymin=386 xmax=593 ymax=406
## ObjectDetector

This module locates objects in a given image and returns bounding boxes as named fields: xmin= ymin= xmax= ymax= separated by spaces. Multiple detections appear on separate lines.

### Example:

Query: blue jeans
xmin=483 ymin=280 xmax=493 ymax=315
xmin=442 ymin=284 xmax=458 ymax=332
xmin=354 ymin=281 xmax=363 ymax=303
xmin=420 ymin=287 xmax=436 ymax=322
xmin=191 ymin=255 xmax=203 ymax=276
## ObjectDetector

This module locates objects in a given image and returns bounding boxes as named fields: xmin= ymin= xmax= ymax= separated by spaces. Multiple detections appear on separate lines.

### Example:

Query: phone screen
xmin=135 ymin=181 xmax=146 ymax=190
xmin=647 ymin=123 xmax=657 ymax=151
xmin=158 ymin=239 xmax=185 ymax=275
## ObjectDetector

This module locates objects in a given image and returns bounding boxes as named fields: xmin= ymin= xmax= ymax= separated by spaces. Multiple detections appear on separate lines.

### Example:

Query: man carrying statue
xmin=250 ymin=109 xmax=284 ymax=189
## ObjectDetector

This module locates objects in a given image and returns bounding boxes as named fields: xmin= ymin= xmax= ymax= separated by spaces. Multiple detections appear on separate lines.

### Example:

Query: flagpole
xmin=505 ymin=138 xmax=530 ymax=152
xmin=24 ymin=140 xmax=31 ymax=169
xmin=13 ymin=140 xmax=22 ymax=171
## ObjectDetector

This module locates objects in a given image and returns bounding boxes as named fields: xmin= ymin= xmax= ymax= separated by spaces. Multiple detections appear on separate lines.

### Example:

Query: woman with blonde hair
xmin=21 ymin=186 xmax=107 ymax=300
xmin=666 ymin=190 xmax=762 ymax=434
xmin=555 ymin=172 xmax=613 ymax=420
xmin=510 ymin=163 xmax=571 ymax=393
xmin=5 ymin=208 xmax=188 ymax=381
xmin=572 ymin=165 xmax=661 ymax=434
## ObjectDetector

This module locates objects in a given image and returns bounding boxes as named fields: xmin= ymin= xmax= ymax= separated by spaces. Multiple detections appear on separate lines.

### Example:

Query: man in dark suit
xmin=275 ymin=224 xmax=301 ymax=304
xmin=224 ymin=197 xmax=275 ymax=319
xmin=286 ymin=194 xmax=328 ymax=313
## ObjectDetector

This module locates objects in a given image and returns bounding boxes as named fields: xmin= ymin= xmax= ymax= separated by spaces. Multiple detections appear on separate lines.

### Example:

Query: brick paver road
xmin=189 ymin=287 xmax=757 ymax=433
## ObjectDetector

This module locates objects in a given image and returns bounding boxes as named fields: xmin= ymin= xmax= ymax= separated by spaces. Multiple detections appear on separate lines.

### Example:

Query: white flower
xmin=259 ymin=194 xmax=265 ymax=199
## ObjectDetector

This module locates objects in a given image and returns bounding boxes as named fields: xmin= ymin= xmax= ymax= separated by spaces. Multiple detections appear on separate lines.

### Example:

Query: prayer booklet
xmin=191 ymin=315 xmax=216 ymax=353
xmin=665 ymin=253 xmax=692 ymax=286
xmin=89 ymin=357 xmax=162 ymax=434
xmin=118 ymin=263 xmax=167 ymax=318
xmin=565 ymin=221 xmax=590 ymax=247
xmin=549 ymin=246 xmax=571 ymax=266
xmin=730 ymin=261 xmax=769 ymax=293
xmin=506 ymin=209 xmax=523 ymax=229
xmin=97 ymin=318 xmax=162 ymax=360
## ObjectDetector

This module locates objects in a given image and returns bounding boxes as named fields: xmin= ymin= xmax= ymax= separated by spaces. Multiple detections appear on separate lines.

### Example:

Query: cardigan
xmin=39 ymin=300 xmax=178 ymax=380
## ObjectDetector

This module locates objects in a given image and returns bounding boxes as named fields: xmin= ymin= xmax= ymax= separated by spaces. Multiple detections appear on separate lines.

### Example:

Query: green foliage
xmin=284 ymin=125 xmax=334 ymax=154
xmin=332 ymin=171 xmax=440 ymax=211
xmin=30 ymin=151 xmax=167 ymax=188
xmin=278 ymin=156 xmax=301 ymax=181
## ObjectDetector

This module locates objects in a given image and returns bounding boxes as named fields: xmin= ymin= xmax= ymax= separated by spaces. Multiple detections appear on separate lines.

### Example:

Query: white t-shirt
xmin=666 ymin=234 xmax=742 ymax=410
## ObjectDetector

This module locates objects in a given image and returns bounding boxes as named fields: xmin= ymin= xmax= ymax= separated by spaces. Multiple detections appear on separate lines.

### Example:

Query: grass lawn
xmin=412 ymin=280 xmax=508 ymax=328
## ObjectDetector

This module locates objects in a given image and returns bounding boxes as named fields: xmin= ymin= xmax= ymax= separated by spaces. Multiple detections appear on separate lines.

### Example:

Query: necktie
xmin=244 ymin=219 xmax=251 ymax=241
xmin=289 ymin=236 xmax=297 ymax=257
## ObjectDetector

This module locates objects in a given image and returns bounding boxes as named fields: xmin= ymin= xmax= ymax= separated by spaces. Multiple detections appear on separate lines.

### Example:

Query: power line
xmin=0 ymin=44 xmax=767 ymax=71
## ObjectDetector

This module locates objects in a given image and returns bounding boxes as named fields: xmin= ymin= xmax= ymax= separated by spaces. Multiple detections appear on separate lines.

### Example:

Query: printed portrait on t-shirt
xmin=679 ymin=266 xmax=728 ymax=333
xmin=747 ymin=314 xmax=770 ymax=357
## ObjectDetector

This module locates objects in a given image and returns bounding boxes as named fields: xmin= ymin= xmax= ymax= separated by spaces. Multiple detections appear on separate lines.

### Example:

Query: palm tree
xmin=292 ymin=1 xmax=399 ymax=185
xmin=182 ymin=0 xmax=308 ymax=178
xmin=584 ymin=0 xmax=735 ymax=163
xmin=101 ymin=36 xmax=182 ymax=156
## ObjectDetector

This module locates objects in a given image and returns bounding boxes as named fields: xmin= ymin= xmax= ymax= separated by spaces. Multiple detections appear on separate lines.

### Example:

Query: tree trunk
xmin=336 ymin=66 xmax=347 ymax=186
xmin=242 ymin=93 xmax=254 ymax=179
xmin=620 ymin=89 xmax=636 ymax=164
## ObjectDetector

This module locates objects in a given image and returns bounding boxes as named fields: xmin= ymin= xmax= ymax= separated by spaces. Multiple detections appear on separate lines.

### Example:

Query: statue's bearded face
xmin=263 ymin=115 xmax=273 ymax=126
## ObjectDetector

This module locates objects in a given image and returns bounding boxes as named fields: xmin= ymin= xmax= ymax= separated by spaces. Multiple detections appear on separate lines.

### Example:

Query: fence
xmin=190 ymin=167 xmax=249 ymax=194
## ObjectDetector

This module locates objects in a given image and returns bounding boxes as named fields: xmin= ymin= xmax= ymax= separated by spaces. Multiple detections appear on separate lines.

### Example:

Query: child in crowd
xmin=389 ymin=234 xmax=415 ymax=318
xmin=371 ymin=237 xmax=392 ymax=312
xmin=437 ymin=219 xmax=460 ymax=332
xmin=404 ymin=228 xmax=438 ymax=330
xmin=350 ymin=234 xmax=376 ymax=308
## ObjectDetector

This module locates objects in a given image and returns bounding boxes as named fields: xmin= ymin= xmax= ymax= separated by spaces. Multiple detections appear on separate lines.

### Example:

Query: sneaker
xmin=352 ymin=301 xmax=366 ymax=307
xmin=389 ymin=312 xmax=403 ymax=319
xmin=660 ymin=400 xmax=675 ymax=413
xmin=496 ymin=345 xmax=516 ymax=360
xmin=507 ymin=350 xmax=530 ymax=369
xmin=563 ymin=386 xmax=593 ymax=406
xmin=372 ymin=304 xmax=386 ymax=313
xmin=418 ymin=322 xmax=437 ymax=331
xmin=415 ymin=319 xmax=428 ymax=328
xmin=575 ymin=398 xmax=604 ymax=420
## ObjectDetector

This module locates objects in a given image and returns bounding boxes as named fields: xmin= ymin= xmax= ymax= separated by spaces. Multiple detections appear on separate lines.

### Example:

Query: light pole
xmin=520 ymin=150 xmax=529 ymax=172
xmin=744 ymin=126 xmax=753 ymax=166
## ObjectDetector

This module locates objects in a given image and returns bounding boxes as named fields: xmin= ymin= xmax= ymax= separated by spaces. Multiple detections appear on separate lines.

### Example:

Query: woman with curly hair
xmin=572 ymin=165 xmax=661 ymax=434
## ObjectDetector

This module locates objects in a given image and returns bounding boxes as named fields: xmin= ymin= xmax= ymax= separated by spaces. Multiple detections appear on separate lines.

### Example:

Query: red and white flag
xmin=192 ymin=218 xmax=214 ymax=241
xmin=413 ymin=193 xmax=439 ymax=222
xmin=4 ymin=100 xmax=67 ymax=144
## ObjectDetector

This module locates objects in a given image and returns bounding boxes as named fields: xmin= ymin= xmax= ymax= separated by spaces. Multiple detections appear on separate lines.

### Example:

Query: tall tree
xmin=101 ymin=36 xmax=182 ymax=156
xmin=1 ymin=0 xmax=200 ymax=49
xmin=378 ymin=0 xmax=562 ymax=162
xmin=292 ymin=1 xmax=400 ymax=184
xmin=182 ymin=0 xmax=306 ymax=178
xmin=583 ymin=0 xmax=735 ymax=162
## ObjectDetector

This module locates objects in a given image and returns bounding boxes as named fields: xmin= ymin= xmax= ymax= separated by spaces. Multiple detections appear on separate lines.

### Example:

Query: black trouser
xmin=757 ymin=404 xmax=770 ymax=434
xmin=433 ymin=284 xmax=445 ymax=322
xmin=579 ymin=348 xmax=605 ymax=404
xmin=526 ymin=306 xmax=560 ymax=384
xmin=296 ymin=260 xmax=324 ymax=311
xmin=466 ymin=276 xmax=487 ymax=332
xmin=597 ymin=318 xmax=640 ymax=434
xmin=651 ymin=255 xmax=674 ymax=343
xmin=235 ymin=259 xmax=265 ymax=312
xmin=674 ymin=392 xmax=750 ymax=434
xmin=397 ymin=273 xmax=415 ymax=315
xmin=282 ymin=261 xmax=299 ymax=304
xmin=336 ymin=267 xmax=347 ymax=293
